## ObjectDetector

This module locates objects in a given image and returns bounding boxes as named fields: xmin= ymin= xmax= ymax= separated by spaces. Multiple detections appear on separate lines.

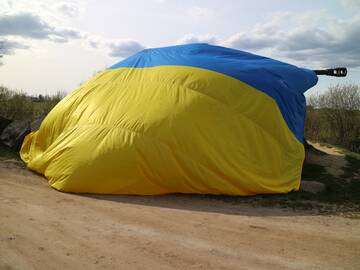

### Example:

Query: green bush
xmin=0 ymin=86 xmax=65 ymax=121
xmin=306 ymin=84 xmax=360 ymax=150
xmin=0 ymin=86 xmax=32 ymax=120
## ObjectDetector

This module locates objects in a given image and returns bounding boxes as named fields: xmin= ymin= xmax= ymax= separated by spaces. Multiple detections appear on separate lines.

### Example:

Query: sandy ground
xmin=306 ymin=142 xmax=347 ymax=177
xmin=1 ymin=160 xmax=360 ymax=270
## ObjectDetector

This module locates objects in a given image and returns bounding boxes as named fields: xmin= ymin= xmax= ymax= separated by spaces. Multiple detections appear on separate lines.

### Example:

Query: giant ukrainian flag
xmin=20 ymin=44 xmax=318 ymax=195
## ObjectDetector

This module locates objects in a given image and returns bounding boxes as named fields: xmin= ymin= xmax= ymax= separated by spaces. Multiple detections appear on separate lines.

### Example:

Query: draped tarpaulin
xmin=20 ymin=43 xmax=318 ymax=195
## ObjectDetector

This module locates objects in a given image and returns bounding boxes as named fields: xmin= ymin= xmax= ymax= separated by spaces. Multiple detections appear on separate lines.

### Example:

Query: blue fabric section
xmin=109 ymin=43 xmax=318 ymax=143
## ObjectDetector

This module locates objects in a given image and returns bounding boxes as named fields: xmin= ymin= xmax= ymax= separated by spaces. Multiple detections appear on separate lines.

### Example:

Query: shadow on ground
xmin=82 ymin=144 xmax=360 ymax=218
xmin=2 ymin=143 xmax=359 ymax=218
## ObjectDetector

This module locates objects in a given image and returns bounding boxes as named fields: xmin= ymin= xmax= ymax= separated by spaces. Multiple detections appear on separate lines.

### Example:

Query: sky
xmin=0 ymin=0 xmax=359 ymax=96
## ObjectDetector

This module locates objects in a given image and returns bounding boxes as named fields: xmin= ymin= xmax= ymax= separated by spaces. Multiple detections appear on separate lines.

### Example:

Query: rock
xmin=31 ymin=112 xmax=47 ymax=131
xmin=349 ymin=139 xmax=360 ymax=153
xmin=300 ymin=181 xmax=326 ymax=194
xmin=0 ymin=120 xmax=31 ymax=150
xmin=0 ymin=116 xmax=12 ymax=134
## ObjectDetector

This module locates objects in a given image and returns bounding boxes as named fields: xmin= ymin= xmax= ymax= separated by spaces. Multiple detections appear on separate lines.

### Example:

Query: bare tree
xmin=307 ymin=84 xmax=360 ymax=147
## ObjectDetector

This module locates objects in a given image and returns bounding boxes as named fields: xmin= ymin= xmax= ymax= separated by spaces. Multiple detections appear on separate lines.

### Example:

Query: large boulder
xmin=0 ymin=120 xmax=31 ymax=150
xmin=349 ymin=139 xmax=360 ymax=153
xmin=300 ymin=181 xmax=326 ymax=194
xmin=30 ymin=112 xmax=47 ymax=131
xmin=0 ymin=116 xmax=12 ymax=135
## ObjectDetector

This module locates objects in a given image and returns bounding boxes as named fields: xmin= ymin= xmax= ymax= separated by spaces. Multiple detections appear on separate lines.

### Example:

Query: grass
xmin=211 ymin=147 xmax=360 ymax=215
xmin=0 ymin=143 xmax=20 ymax=161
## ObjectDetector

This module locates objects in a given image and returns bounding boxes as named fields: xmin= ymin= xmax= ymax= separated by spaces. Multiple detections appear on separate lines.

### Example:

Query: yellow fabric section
xmin=20 ymin=66 xmax=304 ymax=195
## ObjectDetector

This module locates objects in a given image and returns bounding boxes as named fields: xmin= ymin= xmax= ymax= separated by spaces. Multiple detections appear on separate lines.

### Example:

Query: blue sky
xmin=0 ymin=0 xmax=359 ymax=96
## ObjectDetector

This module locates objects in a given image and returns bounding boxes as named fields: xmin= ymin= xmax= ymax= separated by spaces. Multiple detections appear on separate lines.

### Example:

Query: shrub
xmin=0 ymin=86 xmax=32 ymax=120
xmin=0 ymin=86 xmax=65 ymax=121
xmin=306 ymin=84 xmax=360 ymax=149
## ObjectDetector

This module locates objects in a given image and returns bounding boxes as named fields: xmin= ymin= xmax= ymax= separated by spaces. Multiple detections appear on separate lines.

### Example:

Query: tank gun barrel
xmin=314 ymin=67 xmax=347 ymax=77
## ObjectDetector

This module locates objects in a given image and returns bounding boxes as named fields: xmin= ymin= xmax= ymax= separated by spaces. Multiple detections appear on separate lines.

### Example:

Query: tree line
xmin=305 ymin=84 xmax=360 ymax=152
xmin=0 ymin=86 xmax=65 ymax=120
xmin=0 ymin=84 xmax=359 ymax=152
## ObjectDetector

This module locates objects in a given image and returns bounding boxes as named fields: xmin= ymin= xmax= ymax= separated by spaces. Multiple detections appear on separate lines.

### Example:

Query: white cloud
xmin=176 ymin=34 xmax=218 ymax=45
xmin=87 ymin=36 xmax=145 ymax=58
xmin=0 ymin=38 xmax=29 ymax=65
xmin=0 ymin=0 xmax=14 ymax=11
xmin=339 ymin=0 xmax=360 ymax=12
xmin=87 ymin=36 xmax=101 ymax=49
xmin=107 ymin=40 xmax=145 ymax=58
xmin=222 ymin=11 xmax=360 ymax=68
xmin=55 ymin=2 xmax=80 ymax=17
xmin=0 ymin=12 xmax=83 ymax=42
xmin=0 ymin=39 xmax=29 ymax=55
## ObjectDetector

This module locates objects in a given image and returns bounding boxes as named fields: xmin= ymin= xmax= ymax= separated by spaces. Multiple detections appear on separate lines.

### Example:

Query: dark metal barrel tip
xmin=314 ymin=67 xmax=347 ymax=77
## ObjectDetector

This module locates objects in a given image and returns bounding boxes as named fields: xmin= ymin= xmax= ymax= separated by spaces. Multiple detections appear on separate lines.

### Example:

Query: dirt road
xmin=1 ymin=160 xmax=359 ymax=270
